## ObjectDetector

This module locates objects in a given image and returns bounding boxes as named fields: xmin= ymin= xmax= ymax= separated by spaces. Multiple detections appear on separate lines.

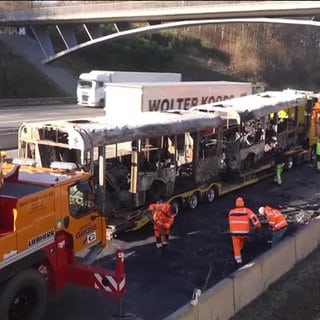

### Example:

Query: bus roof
xmin=190 ymin=89 xmax=307 ymax=121
xmin=19 ymin=110 xmax=224 ymax=150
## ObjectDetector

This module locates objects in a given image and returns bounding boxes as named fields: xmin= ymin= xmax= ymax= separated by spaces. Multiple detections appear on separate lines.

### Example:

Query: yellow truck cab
xmin=0 ymin=158 xmax=125 ymax=320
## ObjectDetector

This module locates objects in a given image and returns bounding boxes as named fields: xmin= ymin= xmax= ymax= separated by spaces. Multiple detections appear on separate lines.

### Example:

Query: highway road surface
xmin=0 ymin=104 xmax=104 ymax=129
xmin=0 ymin=104 xmax=105 ymax=149
xmin=41 ymin=161 xmax=320 ymax=320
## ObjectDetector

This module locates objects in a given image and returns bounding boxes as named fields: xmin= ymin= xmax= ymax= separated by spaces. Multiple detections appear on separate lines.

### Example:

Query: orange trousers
xmin=231 ymin=235 xmax=247 ymax=260
xmin=154 ymin=227 xmax=170 ymax=238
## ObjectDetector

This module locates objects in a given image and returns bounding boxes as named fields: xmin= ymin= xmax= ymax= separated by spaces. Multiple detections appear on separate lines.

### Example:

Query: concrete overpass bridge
xmin=1 ymin=1 xmax=320 ymax=64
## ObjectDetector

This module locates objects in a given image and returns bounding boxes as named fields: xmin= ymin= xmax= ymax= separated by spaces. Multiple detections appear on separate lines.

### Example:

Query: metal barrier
xmin=0 ymin=97 xmax=75 ymax=107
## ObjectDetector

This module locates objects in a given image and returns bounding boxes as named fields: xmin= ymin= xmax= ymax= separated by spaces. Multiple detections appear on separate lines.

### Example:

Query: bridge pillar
xmin=30 ymin=25 xmax=55 ymax=59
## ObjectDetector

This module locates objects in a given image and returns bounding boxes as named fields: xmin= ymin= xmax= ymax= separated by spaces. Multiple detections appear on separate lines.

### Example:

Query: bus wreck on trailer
xmin=191 ymin=89 xmax=316 ymax=173
xmin=17 ymin=110 xmax=233 ymax=231
xmin=17 ymin=90 xmax=320 ymax=233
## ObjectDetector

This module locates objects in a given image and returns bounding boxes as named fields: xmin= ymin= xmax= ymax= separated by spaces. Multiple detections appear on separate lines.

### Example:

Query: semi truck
xmin=76 ymin=70 xmax=182 ymax=108
xmin=0 ymin=153 xmax=126 ymax=320
xmin=16 ymin=89 xmax=320 ymax=235
xmin=104 ymin=81 xmax=257 ymax=119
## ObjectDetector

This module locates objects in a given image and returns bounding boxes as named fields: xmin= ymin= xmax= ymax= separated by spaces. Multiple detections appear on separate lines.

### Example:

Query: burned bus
xmin=17 ymin=110 xmax=239 ymax=231
xmin=16 ymin=90 xmax=319 ymax=232
xmin=191 ymin=89 xmax=317 ymax=173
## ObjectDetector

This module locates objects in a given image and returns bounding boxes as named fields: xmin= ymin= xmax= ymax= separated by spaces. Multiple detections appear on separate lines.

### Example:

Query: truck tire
xmin=187 ymin=193 xmax=198 ymax=210
xmin=99 ymin=98 xmax=105 ymax=108
xmin=308 ymin=144 xmax=316 ymax=163
xmin=285 ymin=156 xmax=294 ymax=171
xmin=0 ymin=268 xmax=47 ymax=320
xmin=170 ymin=200 xmax=180 ymax=215
xmin=206 ymin=187 xmax=216 ymax=203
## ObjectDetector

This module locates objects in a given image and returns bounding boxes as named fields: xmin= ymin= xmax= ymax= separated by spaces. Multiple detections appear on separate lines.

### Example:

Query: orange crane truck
xmin=0 ymin=152 xmax=126 ymax=320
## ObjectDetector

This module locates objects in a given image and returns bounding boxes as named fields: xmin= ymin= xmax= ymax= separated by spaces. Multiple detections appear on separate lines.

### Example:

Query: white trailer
xmin=104 ymin=81 xmax=256 ymax=118
xmin=76 ymin=70 xmax=182 ymax=107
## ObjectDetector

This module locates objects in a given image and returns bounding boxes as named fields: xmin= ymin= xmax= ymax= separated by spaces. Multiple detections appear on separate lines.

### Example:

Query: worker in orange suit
xmin=228 ymin=197 xmax=261 ymax=264
xmin=149 ymin=200 xmax=177 ymax=253
xmin=258 ymin=205 xmax=288 ymax=247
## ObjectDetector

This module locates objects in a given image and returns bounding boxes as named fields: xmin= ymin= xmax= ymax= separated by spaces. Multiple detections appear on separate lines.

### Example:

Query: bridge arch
xmin=43 ymin=17 xmax=320 ymax=64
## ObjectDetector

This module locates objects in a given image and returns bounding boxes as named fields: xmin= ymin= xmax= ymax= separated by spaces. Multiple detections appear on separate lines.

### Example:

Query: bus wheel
xmin=0 ymin=268 xmax=47 ymax=320
xmin=242 ymin=153 xmax=255 ymax=171
xmin=206 ymin=187 xmax=216 ymax=203
xmin=187 ymin=193 xmax=198 ymax=210
xmin=285 ymin=156 xmax=294 ymax=170
xmin=170 ymin=200 xmax=180 ymax=215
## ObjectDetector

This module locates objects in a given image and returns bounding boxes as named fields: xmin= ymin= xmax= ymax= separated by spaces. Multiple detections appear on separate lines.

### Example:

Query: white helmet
xmin=258 ymin=207 xmax=265 ymax=215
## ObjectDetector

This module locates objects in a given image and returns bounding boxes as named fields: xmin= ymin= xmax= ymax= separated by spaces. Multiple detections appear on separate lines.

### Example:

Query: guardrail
xmin=0 ymin=97 xmax=75 ymax=107
xmin=165 ymin=217 xmax=320 ymax=320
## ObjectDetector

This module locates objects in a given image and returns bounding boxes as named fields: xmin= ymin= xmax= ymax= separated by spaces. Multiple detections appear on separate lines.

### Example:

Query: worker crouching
xmin=149 ymin=200 xmax=177 ymax=253
xmin=228 ymin=197 xmax=261 ymax=264
xmin=258 ymin=205 xmax=288 ymax=247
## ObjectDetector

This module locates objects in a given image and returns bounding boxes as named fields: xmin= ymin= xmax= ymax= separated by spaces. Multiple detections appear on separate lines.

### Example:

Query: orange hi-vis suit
xmin=228 ymin=197 xmax=261 ymax=264
xmin=260 ymin=205 xmax=288 ymax=231
xmin=149 ymin=202 xmax=175 ymax=249
xmin=259 ymin=205 xmax=288 ymax=247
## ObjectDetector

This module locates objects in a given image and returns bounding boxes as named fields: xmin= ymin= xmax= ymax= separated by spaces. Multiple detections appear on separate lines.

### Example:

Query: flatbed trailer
xmin=15 ymin=89 xmax=320 ymax=234
xmin=114 ymin=162 xmax=280 ymax=235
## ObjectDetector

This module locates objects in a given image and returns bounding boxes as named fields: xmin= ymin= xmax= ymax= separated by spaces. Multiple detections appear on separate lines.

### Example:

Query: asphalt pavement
xmin=0 ymin=103 xmax=105 ymax=149
xmin=42 ymin=162 xmax=320 ymax=320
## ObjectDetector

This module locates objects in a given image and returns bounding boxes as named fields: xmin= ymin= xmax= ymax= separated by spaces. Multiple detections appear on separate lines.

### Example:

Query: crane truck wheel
xmin=0 ymin=268 xmax=47 ymax=320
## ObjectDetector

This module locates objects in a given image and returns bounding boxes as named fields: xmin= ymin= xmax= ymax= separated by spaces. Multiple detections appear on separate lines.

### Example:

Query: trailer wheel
xmin=0 ymin=268 xmax=47 ymax=320
xmin=310 ymin=145 xmax=316 ymax=162
xmin=187 ymin=193 xmax=198 ymax=210
xmin=170 ymin=200 xmax=180 ymax=215
xmin=285 ymin=156 xmax=294 ymax=171
xmin=206 ymin=187 xmax=216 ymax=203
